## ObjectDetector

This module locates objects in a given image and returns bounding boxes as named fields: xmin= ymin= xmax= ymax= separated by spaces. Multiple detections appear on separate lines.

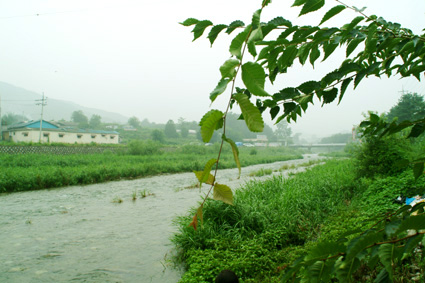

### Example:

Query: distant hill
xmin=0 ymin=81 xmax=128 ymax=123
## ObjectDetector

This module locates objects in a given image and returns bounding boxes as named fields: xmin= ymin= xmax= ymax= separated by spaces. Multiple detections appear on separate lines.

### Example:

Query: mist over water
xmin=0 ymin=155 xmax=321 ymax=282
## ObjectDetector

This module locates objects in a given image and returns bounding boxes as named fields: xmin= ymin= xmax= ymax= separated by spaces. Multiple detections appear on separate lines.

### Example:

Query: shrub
xmin=127 ymin=140 xmax=161 ymax=155
xmin=353 ymin=135 xmax=409 ymax=178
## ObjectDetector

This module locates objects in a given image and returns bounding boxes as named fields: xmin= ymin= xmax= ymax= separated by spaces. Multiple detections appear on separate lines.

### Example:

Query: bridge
xmin=289 ymin=143 xmax=347 ymax=151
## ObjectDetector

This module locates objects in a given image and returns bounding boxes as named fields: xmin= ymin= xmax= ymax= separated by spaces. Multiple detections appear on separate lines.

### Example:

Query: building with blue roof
xmin=3 ymin=120 xmax=120 ymax=144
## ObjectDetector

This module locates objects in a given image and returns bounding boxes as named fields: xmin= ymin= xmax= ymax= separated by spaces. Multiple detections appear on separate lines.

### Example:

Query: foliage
xmin=179 ymin=0 xmax=425 ymax=281
xmin=320 ymin=133 xmax=352 ymax=144
xmin=128 ymin=116 xmax=142 ymax=129
xmin=165 ymin=119 xmax=179 ymax=139
xmin=127 ymin=140 xmax=161 ymax=155
xmin=353 ymin=134 xmax=409 ymax=178
xmin=71 ymin=110 xmax=88 ymax=127
xmin=0 ymin=146 xmax=302 ymax=193
xmin=89 ymin=114 xmax=102 ymax=129
xmin=1 ymin=113 xmax=27 ymax=126
xmin=151 ymin=129 xmax=165 ymax=143
xmin=173 ymin=160 xmax=359 ymax=282
xmin=387 ymin=92 xmax=425 ymax=123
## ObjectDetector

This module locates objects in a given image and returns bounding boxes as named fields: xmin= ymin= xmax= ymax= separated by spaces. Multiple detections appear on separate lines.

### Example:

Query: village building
xmin=3 ymin=120 xmax=119 ymax=144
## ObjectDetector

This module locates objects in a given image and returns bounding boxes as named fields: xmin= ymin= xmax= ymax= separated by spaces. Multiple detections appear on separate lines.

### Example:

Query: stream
xmin=0 ymin=154 xmax=322 ymax=282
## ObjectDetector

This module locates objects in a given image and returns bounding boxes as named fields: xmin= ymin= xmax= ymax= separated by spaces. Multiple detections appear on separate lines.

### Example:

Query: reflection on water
xmin=0 ymin=154 xmax=320 ymax=282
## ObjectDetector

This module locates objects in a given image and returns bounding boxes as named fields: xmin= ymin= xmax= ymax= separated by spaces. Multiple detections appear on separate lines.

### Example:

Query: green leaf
xmin=213 ymin=183 xmax=233 ymax=205
xmin=219 ymin=59 xmax=240 ymax=80
xmin=193 ymin=171 xmax=215 ymax=186
xmin=274 ymin=87 xmax=301 ymax=101
xmin=335 ymin=257 xmax=360 ymax=282
xmin=210 ymin=78 xmax=231 ymax=103
xmin=413 ymin=162 xmax=425 ymax=180
xmin=194 ymin=158 xmax=217 ymax=188
xmin=339 ymin=62 xmax=362 ymax=76
xmin=374 ymin=268 xmax=390 ymax=283
xmin=226 ymin=20 xmax=245 ymax=34
xmin=379 ymin=244 xmax=395 ymax=280
xmin=192 ymin=20 xmax=213 ymax=41
xmin=297 ymin=43 xmax=313 ymax=65
xmin=339 ymin=78 xmax=352 ymax=104
xmin=234 ymin=93 xmax=264 ymax=132
xmin=297 ymin=80 xmax=321 ymax=94
xmin=346 ymin=229 xmax=384 ymax=261
xmin=320 ymin=5 xmax=345 ymax=25
xmin=322 ymin=41 xmax=339 ymax=61
xmin=241 ymin=62 xmax=270 ymax=97
xmin=247 ymin=41 xmax=257 ymax=57
xmin=270 ymin=106 xmax=280 ymax=120
xmin=222 ymin=134 xmax=241 ymax=178
xmin=408 ymin=123 xmax=425 ymax=138
xmin=180 ymin=18 xmax=199 ymax=27
xmin=354 ymin=70 xmax=367 ymax=89
xmin=207 ymin=24 xmax=227 ymax=46
xmin=346 ymin=38 xmax=363 ymax=57
xmin=309 ymin=45 xmax=321 ymax=67
xmin=199 ymin=110 xmax=224 ymax=142
xmin=292 ymin=0 xmax=307 ymax=6
xmin=402 ymin=234 xmax=424 ymax=260
xmin=278 ymin=45 xmax=298 ymax=69
xmin=321 ymin=88 xmax=338 ymax=105
xmin=229 ymin=29 xmax=249 ymax=59
xmin=299 ymin=0 xmax=325 ymax=16
xmin=344 ymin=16 xmax=364 ymax=32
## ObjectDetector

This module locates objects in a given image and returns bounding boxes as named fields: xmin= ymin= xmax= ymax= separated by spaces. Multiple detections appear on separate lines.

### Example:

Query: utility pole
xmin=36 ymin=93 xmax=47 ymax=143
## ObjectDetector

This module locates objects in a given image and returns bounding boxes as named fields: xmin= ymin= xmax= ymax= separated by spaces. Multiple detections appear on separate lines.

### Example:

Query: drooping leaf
xmin=299 ymin=0 xmax=325 ymax=16
xmin=241 ymin=62 xmax=270 ymax=97
xmin=234 ymin=93 xmax=264 ymax=132
xmin=322 ymin=41 xmax=339 ymax=61
xmin=297 ymin=42 xmax=313 ymax=65
xmin=319 ymin=5 xmax=345 ymax=25
xmin=354 ymin=70 xmax=367 ymax=89
xmin=180 ymin=18 xmax=199 ymax=27
xmin=339 ymin=78 xmax=353 ymax=104
xmin=378 ymin=244 xmax=395 ymax=280
xmin=193 ymin=171 xmax=215 ymax=186
xmin=194 ymin=158 xmax=217 ymax=188
xmin=210 ymin=78 xmax=231 ymax=103
xmin=229 ymin=29 xmax=250 ymax=59
xmin=309 ymin=45 xmax=321 ymax=67
xmin=207 ymin=24 xmax=228 ymax=46
xmin=335 ymin=257 xmax=360 ymax=282
xmin=346 ymin=38 xmax=363 ymax=57
xmin=222 ymin=134 xmax=241 ymax=179
xmin=292 ymin=0 xmax=307 ymax=7
xmin=270 ymin=106 xmax=280 ymax=120
xmin=188 ymin=213 xmax=198 ymax=230
xmin=219 ymin=59 xmax=240 ymax=80
xmin=278 ymin=45 xmax=299 ymax=68
xmin=192 ymin=20 xmax=213 ymax=41
xmin=199 ymin=110 xmax=224 ymax=142
xmin=346 ymin=229 xmax=384 ymax=261
xmin=213 ymin=183 xmax=233 ymax=205
xmin=374 ymin=268 xmax=390 ymax=283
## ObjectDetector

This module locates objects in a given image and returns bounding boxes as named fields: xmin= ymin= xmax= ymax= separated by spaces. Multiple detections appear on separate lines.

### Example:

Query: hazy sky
xmin=0 ymin=0 xmax=424 ymax=138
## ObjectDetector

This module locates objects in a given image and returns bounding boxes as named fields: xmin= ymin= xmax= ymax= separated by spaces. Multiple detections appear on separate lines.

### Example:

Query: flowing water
xmin=0 ymin=154 xmax=322 ymax=282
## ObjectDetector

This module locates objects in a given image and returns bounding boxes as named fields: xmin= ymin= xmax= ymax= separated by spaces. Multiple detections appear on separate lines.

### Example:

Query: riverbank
xmin=0 ymin=155 xmax=322 ymax=282
xmin=0 ymin=146 xmax=304 ymax=193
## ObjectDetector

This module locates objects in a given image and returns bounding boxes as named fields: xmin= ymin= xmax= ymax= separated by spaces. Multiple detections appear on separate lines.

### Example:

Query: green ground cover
xmin=172 ymin=158 xmax=425 ymax=282
xmin=0 ymin=145 xmax=303 ymax=193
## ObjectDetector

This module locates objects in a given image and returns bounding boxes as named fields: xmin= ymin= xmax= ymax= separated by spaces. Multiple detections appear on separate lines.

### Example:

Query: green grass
xmin=0 ymin=146 xmax=304 ymax=193
xmin=172 ymin=159 xmax=359 ymax=282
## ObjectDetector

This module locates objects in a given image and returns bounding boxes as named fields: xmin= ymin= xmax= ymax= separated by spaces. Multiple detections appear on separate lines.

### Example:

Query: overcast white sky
xmin=0 ymin=0 xmax=424 ymax=139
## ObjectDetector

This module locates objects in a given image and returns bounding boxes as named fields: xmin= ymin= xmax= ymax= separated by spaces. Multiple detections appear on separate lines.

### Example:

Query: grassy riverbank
xmin=172 ymin=159 xmax=425 ymax=282
xmin=0 ymin=145 xmax=303 ymax=193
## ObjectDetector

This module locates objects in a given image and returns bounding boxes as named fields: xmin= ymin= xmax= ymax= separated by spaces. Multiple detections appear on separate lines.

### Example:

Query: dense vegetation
xmin=172 ymin=140 xmax=425 ymax=282
xmin=0 ymin=144 xmax=303 ymax=193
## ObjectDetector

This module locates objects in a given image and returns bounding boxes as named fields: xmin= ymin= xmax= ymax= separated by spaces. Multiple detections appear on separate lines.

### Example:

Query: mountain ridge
xmin=0 ymin=81 xmax=128 ymax=124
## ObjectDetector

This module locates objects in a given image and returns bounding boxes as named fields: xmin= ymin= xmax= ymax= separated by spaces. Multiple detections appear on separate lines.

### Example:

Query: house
xmin=3 ymin=120 xmax=120 ymax=144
